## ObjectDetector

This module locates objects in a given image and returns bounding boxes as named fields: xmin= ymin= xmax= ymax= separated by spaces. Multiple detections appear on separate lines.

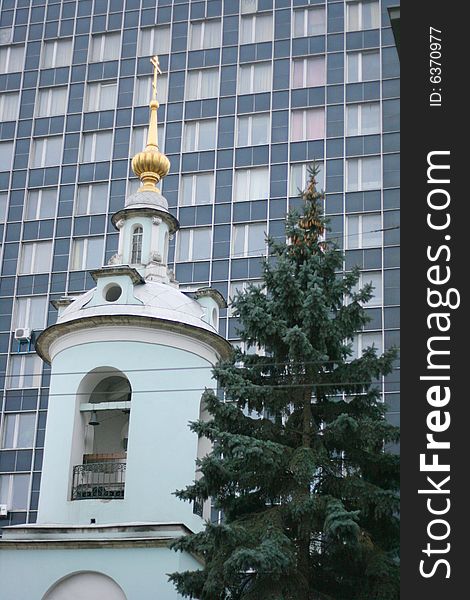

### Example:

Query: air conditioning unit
xmin=14 ymin=328 xmax=31 ymax=342
xmin=0 ymin=504 xmax=8 ymax=518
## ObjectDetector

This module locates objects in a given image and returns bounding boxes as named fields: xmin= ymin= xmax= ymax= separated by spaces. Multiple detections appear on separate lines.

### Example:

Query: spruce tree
xmin=169 ymin=166 xmax=399 ymax=600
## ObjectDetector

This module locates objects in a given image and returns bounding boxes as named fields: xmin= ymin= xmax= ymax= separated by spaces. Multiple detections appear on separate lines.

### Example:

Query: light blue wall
xmin=38 ymin=336 xmax=215 ymax=532
xmin=0 ymin=545 xmax=200 ymax=600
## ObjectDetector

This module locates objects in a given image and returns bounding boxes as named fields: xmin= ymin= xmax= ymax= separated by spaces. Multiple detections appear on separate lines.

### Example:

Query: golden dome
xmin=131 ymin=66 xmax=171 ymax=193
xmin=132 ymin=149 xmax=170 ymax=187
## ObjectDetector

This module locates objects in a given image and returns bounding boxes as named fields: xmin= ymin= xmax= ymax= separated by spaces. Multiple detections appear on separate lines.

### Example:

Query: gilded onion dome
xmin=131 ymin=56 xmax=170 ymax=192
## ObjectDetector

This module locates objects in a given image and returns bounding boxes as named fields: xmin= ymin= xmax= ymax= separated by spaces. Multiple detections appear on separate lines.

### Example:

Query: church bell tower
xmin=0 ymin=57 xmax=231 ymax=600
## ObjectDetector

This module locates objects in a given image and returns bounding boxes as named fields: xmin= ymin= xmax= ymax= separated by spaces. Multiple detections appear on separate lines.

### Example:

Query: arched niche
xmin=130 ymin=224 xmax=143 ymax=264
xmin=70 ymin=368 xmax=132 ymax=480
xmin=194 ymin=397 xmax=212 ymax=520
xmin=77 ymin=367 xmax=132 ymax=404
xmin=42 ymin=571 xmax=126 ymax=600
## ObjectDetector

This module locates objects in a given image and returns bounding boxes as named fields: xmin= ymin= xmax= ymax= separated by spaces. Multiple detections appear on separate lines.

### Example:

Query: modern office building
xmin=0 ymin=0 xmax=399 ymax=531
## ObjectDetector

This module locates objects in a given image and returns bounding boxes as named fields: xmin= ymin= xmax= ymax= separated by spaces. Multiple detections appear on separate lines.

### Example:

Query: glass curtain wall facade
xmin=0 ymin=0 xmax=400 ymax=526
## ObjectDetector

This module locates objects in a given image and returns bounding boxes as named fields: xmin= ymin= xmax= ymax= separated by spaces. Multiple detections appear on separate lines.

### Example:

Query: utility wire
xmin=187 ymin=225 xmax=399 ymax=260
xmin=0 ymin=357 xmax=399 ymax=379
xmin=2 ymin=381 xmax=401 ymax=398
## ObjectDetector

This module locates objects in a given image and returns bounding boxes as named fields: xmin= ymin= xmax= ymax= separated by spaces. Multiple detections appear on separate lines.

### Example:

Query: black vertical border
xmin=401 ymin=2 xmax=466 ymax=597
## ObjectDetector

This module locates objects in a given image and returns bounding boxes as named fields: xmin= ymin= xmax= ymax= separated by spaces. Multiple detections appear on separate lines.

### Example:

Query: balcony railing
xmin=71 ymin=461 xmax=126 ymax=500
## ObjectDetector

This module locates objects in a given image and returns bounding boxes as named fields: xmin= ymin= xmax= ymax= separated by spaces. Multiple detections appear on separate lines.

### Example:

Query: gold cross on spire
xmin=130 ymin=54 xmax=170 ymax=192
xmin=150 ymin=55 xmax=162 ymax=102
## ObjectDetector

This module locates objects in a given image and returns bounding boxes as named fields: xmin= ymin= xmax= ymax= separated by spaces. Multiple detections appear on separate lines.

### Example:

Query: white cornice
xmin=38 ymin=318 xmax=232 ymax=365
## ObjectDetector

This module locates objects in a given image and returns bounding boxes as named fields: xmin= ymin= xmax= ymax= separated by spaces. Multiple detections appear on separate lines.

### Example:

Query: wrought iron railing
xmin=71 ymin=462 xmax=126 ymax=500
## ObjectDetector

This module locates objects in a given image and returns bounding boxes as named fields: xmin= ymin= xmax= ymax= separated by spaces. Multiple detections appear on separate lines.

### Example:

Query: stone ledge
xmin=0 ymin=522 xmax=197 ymax=551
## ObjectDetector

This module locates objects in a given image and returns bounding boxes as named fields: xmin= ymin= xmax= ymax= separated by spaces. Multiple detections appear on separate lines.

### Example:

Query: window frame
xmin=176 ymin=227 xmax=213 ymax=262
xmin=80 ymin=131 xmax=113 ymax=163
xmin=355 ymin=271 xmax=383 ymax=307
xmin=290 ymin=107 xmax=325 ymax=142
xmin=13 ymin=295 xmax=48 ymax=331
xmin=6 ymin=354 xmax=43 ymax=389
xmin=18 ymin=241 xmax=53 ymax=275
xmin=0 ymin=192 xmax=7 ymax=223
xmin=346 ymin=0 xmax=381 ymax=32
xmin=292 ymin=6 xmax=326 ymax=38
xmin=30 ymin=136 xmax=63 ymax=168
xmin=0 ymin=91 xmax=20 ymax=121
xmin=189 ymin=19 xmax=222 ymax=50
xmin=346 ymin=156 xmax=382 ymax=192
xmin=41 ymin=38 xmax=73 ymax=68
xmin=239 ymin=13 xmax=273 ymax=44
xmin=131 ymin=126 xmax=148 ymax=155
xmin=138 ymin=26 xmax=171 ymax=57
xmin=1 ymin=413 xmax=36 ymax=450
xmin=84 ymin=81 xmax=117 ymax=112
xmin=228 ymin=279 xmax=263 ymax=315
xmin=345 ymin=213 xmax=383 ymax=249
xmin=289 ymin=162 xmax=325 ymax=197
xmin=135 ymin=74 xmax=168 ymax=105
xmin=130 ymin=125 xmax=164 ymax=154
xmin=185 ymin=68 xmax=220 ymax=100
xmin=241 ymin=0 xmax=258 ymax=13
xmin=346 ymin=50 xmax=381 ymax=83
xmin=0 ymin=473 xmax=31 ymax=511
xmin=36 ymin=86 xmax=68 ymax=118
xmin=0 ymin=45 xmax=25 ymax=74
xmin=182 ymin=119 xmax=217 ymax=152
xmin=351 ymin=331 xmax=383 ymax=359
xmin=232 ymin=222 xmax=267 ymax=258
xmin=238 ymin=62 xmax=272 ymax=94
xmin=291 ymin=56 xmax=326 ymax=88
xmin=70 ymin=236 xmax=105 ymax=271
xmin=346 ymin=102 xmax=381 ymax=136
xmin=180 ymin=172 xmax=215 ymax=206
xmin=24 ymin=188 xmax=58 ymax=221
xmin=233 ymin=166 xmax=270 ymax=202
xmin=236 ymin=113 xmax=270 ymax=147
xmin=90 ymin=32 xmax=121 ymax=62
xmin=0 ymin=140 xmax=14 ymax=170
xmin=75 ymin=183 xmax=109 ymax=216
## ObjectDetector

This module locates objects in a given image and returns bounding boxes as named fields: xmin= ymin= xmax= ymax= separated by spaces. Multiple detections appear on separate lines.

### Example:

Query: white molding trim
xmin=49 ymin=324 xmax=221 ymax=365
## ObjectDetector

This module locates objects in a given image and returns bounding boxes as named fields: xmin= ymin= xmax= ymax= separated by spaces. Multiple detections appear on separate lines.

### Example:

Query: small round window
xmin=104 ymin=284 xmax=122 ymax=303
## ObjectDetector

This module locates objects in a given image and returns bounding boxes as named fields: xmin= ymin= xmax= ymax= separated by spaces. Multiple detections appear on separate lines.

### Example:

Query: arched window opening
xmin=89 ymin=376 xmax=131 ymax=404
xmin=72 ymin=370 xmax=132 ymax=500
xmin=87 ymin=376 xmax=131 ymax=455
xmin=43 ymin=571 xmax=127 ymax=600
xmin=130 ymin=225 xmax=143 ymax=264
